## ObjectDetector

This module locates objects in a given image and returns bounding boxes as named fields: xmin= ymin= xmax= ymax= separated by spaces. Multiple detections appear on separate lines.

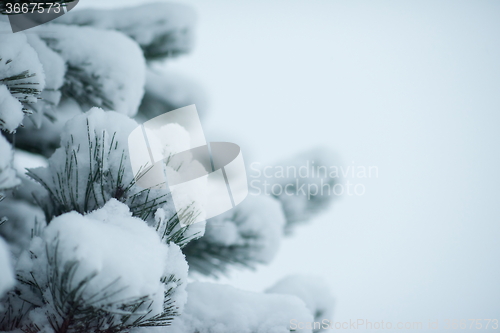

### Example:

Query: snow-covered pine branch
xmin=37 ymin=24 xmax=146 ymax=116
xmin=12 ymin=98 xmax=82 ymax=157
xmin=0 ymin=2 xmax=336 ymax=331
xmin=0 ymin=199 xmax=188 ymax=332
xmin=257 ymin=148 xmax=338 ymax=234
xmin=23 ymin=34 xmax=65 ymax=128
xmin=2 ymin=3 xmax=199 ymax=156
xmin=54 ymin=3 xmax=196 ymax=61
xmin=183 ymin=195 xmax=285 ymax=276
xmin=0 ymin=22 xmax=46 ymax=132
xmin=26 ymin=108 xmax=202 ymax=247
xmin=26 ymin=108 xmax=151 ymax=218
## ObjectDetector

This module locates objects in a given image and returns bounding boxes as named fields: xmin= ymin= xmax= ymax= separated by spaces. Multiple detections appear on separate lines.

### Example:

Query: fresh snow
xmin=36 ymin=24 xmax=145 ymax=116
xmin=0 ymin=237 xmax=15 ymax=299
xmin=168 ymin=282 xmax=314 ymax=333
xmin=205 ymin=195 xmax=285 ymax=263
xmin=267 ymin=275 xmax=335 ymax=324
xmin=138 ymin=68 xmax=208 ymax=122
xmin=28 ymin=108 xmax=140 ymax=214
xmin=0 ymin=135 xmax=21 ymax=193
xmin=55 ymin=3 xmax=196 ymax=60
xmin=0 ymin=85 xmax=24 ymax=133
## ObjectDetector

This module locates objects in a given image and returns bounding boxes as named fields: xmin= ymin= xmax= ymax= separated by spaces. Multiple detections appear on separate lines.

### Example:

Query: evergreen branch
xmin=0 ymin=297 xmax=33 ymax=331
xmin=26 ymin=121 xmax=199 ymax=247
xmin=60 ymin=65 xmax=114 ymax=111
xmin=0 ymin=70 xmax=42 ymax=104
xmin=152 ymin=203 xmax=203 ymax=248
xmin=183 ymin=209 xmax=263 ymax=276
xmin=9 ymin=237 xmax=183 ymax=333
xmin=26 ymin=126 xmax=167 ymax=221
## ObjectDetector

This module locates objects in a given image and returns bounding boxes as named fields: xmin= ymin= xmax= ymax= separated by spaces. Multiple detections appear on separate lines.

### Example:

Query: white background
xmin=84 ymin=0 xmax=500 ymax=330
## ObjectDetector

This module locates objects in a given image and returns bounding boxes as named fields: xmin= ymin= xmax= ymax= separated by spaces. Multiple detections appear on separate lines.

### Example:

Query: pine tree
xmin=0 ymin=3 xmax=336 ymax=333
